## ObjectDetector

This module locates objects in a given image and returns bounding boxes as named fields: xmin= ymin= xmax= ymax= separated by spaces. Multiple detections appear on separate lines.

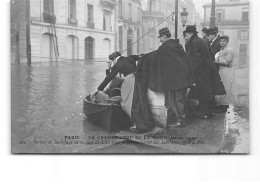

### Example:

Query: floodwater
xmin=11 ymin=60 xmax=249 ymax=154
xmin=11 ymin=60 xmax=110 ymax=153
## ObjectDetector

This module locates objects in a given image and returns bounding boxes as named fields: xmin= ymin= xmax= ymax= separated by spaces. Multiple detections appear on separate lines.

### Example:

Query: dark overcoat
xmin=185 ymin=34 xmax=225 ymax=101
xmin=135 ymin=39 xmax=194 ymax=92
xmin=98 ymin=56 xmax=136 ymax=91
xmin=210 ymin=35 xmax=221 ymax=60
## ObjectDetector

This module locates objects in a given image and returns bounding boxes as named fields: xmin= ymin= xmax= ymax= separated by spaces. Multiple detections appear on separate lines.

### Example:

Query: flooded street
xmin=11 ymin=60 xmax=110 ymax=153
xmin=11 ymin=60 xmax=249 ymax=153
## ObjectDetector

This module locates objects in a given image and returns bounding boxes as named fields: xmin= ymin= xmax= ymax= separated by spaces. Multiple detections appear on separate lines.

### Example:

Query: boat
xmin=83 ymin=95 xmax=132 ymax=132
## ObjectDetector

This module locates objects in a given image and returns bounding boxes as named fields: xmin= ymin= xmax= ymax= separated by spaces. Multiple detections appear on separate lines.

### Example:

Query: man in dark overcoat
xmin=97 ymin=52 xmax=138 ymax=92
xmin=207 ymin=27 xmax=221 ymax=61
xmin=136 ymin=27 xmax=193 ymax=127
xmin=183 ymin=26 xmax=225 ymax=119
xmin=201 ymin=27 xmax=209 ymax=43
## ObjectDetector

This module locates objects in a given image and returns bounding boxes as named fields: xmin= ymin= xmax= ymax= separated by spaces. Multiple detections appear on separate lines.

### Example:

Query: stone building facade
xmin=141 ymin=0 xmax=200 ymax=52
xmin=12 ymin=0 xmax=117 ymax=63
xmin=116 ymin=0 xmax=143 ymax=56
xmin=202 ymin=0 xmax=249 ymax=69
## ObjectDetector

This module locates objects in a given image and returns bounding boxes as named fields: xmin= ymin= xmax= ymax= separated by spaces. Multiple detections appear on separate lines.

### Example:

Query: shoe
xmin=129 ymin=127 xmax=149 ymax=134
xmin=168 ymin=121 xmax=185 ymax=129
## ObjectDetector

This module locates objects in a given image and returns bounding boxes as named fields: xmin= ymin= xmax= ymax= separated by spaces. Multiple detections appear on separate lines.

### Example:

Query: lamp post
xmin=172 ymin=0 xmax=189 ymax=39
xmin=210 ymin=0 xmax=216 ymax=28
xmin=180 ymin=8 xmax=189 ymax=27
xmin=175 ymin=0 xmax=178 ymax=39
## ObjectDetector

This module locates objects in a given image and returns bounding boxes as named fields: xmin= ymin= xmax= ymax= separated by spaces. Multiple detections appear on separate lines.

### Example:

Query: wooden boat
xmin=83 ymin=96 xmax=132 ymax=132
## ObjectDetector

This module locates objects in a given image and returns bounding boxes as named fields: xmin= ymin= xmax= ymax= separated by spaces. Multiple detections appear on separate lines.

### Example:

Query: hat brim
xmin=183 ymin=30 xmax=198 ymax=34
xmin=207 ymin=31 xmax=217 ymax=35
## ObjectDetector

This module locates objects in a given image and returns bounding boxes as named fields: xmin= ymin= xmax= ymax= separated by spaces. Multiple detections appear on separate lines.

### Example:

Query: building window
xmin=68 ymin=0 xmax=77 ymax=26
xmin=242 ymin=8 xmax=249 ymax=22
xmin=241 ymin=31 xmax=249 ymax=40
xmin=69 ymin=0 xmax=76 ymax=19
xmin=119 ymin=0 xmax=123 ymax=18
xmin=238 ymin=30 xmax=249 ymax=40
xmin=128 ymin=3 xmax=132 ymax=21
xmin=87 ymin=4 xmax=94 ymax=29
xmin=103 ymin=10 xmax=111 ymax=31
xmin=216 ymin=9 xmax=224 ymax=22
xmin=239 ymin=44 xmax=247 ymax=67
xmin=43 ymin=0 xmax=54 ymax=14
xmin=88 ymin=4 xmax=94 ymax=23
xmin=43 ymin=0 xmax=55 ymax=23
xmin=137 ymin=7 xmax=142 ymax=23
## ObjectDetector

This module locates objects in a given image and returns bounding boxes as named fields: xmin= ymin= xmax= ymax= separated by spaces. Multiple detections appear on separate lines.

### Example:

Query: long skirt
xmin=215 ymin=67 xmax=239 ymax=106
xmin=121 ymin=74 xmax=155 ymax=131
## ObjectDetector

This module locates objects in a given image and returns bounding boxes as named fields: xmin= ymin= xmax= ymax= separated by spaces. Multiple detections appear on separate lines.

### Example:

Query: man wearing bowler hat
xmin=207 ymin=27 xmax=221 ymax=61
xmin=136 ymin=27 xmax=193 ymax=128
xmin=201 ymin=27 xmax=209 ymax=43
xmin=183 ymin=25 xmax=225 ymax=119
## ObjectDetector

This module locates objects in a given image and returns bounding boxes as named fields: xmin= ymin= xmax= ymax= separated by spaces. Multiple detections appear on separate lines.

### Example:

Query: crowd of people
xmin=92 ymin=25 xmax=239 ymax=134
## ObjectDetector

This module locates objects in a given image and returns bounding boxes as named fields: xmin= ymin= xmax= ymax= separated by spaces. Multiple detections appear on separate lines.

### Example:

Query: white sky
xmin=193 ymin=0 xmax=212 ymax=17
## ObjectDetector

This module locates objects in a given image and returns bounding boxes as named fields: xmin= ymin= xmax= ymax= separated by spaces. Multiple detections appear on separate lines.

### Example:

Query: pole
xmin=175 ymin=0 xmax=178 ymax=39
xmin=26 ymin=0 xmax=31 ymax=64
xmin=210 ymin=0 xmax=216 ymax=28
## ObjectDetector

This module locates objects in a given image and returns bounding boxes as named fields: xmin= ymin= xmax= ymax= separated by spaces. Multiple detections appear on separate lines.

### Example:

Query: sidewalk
xmin=234 ymin=68 xmax=249 ymax=106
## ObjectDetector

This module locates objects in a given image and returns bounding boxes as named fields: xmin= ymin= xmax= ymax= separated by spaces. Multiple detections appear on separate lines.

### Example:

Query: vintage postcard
xmin=11 ymin=0 xmax=249 ymax=154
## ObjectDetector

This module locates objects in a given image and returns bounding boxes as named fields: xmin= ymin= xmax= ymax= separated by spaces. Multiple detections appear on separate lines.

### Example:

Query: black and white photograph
xmin=11 ymin=0 xmax=250 ymax=154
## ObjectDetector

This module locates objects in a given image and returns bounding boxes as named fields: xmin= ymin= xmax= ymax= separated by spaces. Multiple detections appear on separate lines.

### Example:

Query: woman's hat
xmin=183 ymin=25 xmax=198 ymax=34
xmin=219 ymin=35 xmax=229 ymax=42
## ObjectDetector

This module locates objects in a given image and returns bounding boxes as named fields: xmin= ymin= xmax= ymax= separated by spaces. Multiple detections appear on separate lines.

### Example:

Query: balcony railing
xmin=87 ymin=22 xmax=95 ymax=29
xmin=68 ymin=18 xmax=78 ymax=26
xmin=43 ymin=12 xmax=56 ymax=24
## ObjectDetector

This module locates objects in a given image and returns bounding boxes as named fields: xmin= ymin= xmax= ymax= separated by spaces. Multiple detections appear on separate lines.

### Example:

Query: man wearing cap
xmin=136 ymin=27 xmax=193 ymax=128
xmin=207 ymin=27 xmax=221 ymax=61
xmin=183 ymin=25 xmax=225 ymax=119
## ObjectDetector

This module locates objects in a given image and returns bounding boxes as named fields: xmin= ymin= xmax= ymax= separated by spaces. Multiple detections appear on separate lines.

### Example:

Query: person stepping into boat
xmin=96 ymin=52 xmax=156 ymax=134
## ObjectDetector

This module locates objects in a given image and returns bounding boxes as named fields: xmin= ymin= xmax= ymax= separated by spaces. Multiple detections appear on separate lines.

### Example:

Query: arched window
xmin=103 ymin=38 xmax=111 ymax=58
xmin=66 ymin=35 xmax=79 ymax=60
xmin=41 ymin=33 xmax=53 ymax=61
xmin=85 ymin=37 xmax=95 ymax=59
